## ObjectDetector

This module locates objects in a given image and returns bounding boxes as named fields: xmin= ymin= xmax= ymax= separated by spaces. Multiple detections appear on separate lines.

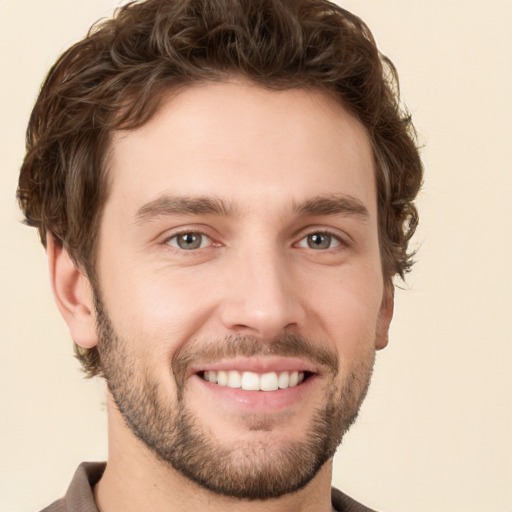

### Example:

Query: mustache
xmin=171 ymin=333 xmax=339 ymax=389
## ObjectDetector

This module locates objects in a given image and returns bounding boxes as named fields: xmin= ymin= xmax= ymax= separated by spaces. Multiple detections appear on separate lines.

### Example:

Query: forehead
xmin=107 ymin=81 xmax=376 ymax=219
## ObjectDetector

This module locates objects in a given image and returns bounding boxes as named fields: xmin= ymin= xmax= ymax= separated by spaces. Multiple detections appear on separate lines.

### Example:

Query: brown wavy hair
xmin=18 ymin=0 xmax=423 ymax=377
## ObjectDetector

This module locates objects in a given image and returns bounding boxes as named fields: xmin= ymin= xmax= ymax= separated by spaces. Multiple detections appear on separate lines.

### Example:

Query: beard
xmin=94 ymin=293 xmax=375 ymax=500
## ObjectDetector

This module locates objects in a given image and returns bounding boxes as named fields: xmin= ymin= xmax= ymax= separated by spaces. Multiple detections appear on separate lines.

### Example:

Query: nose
xmin=218 ymin=246 xmax=306 ymax=339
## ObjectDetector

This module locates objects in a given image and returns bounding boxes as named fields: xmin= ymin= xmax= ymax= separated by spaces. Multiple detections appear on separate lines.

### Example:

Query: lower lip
xmin=190 ymin=374 xmax=318 ymax=411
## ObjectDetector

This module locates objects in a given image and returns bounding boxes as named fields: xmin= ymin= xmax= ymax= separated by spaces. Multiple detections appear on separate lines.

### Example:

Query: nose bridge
xmin=219 ymin=240 xmax=304 ymax=338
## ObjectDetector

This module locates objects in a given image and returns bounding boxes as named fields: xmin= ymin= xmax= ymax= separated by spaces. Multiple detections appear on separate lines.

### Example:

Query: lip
xmin=189 ymin=369 xmax=320 ymax=412
xmin=187 ymin=356 xmax=320 ymax=377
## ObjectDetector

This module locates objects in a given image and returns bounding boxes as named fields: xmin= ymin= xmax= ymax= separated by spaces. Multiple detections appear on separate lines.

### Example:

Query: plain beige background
xmin=1 ymin=1 xmax=511 ymax=511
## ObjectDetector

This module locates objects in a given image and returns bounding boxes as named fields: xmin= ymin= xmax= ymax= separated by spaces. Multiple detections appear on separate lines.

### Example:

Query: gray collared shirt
xmin=39 ymin=462 xmax=376 ymax=512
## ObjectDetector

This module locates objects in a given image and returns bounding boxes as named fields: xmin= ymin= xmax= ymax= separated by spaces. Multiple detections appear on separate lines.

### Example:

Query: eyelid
xmin=166 ymin=232 xmax=212 ymax=250
xmin=293 ymin=227 xmax=350 ymax=248
xmin=160 ymin=225 xmax=220 ymax=250
xmin=296 ymin=232 xmax=342 ymax=250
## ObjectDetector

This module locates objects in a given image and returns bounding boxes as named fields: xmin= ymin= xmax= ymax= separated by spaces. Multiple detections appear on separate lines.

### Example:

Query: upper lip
xmin=187 ymin=357 xmax=319 ymax=377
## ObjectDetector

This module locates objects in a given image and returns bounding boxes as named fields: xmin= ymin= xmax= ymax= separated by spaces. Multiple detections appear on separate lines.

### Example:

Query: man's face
xmin=93 ymin=81 xmax=392 ymax=499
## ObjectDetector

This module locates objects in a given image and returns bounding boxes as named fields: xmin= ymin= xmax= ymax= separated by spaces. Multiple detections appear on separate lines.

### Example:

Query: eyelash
xmin=294 ymin=231 xmax=344 ymax=251
xmin=164 ymin=231 xmax=215 ymax=251
xmin=162 ymin=229 xmax=347 ymax=253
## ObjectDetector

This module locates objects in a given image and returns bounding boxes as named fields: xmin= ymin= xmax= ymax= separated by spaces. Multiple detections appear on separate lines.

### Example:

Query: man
xmin=17 ymin=0 xmax=422 ymax=510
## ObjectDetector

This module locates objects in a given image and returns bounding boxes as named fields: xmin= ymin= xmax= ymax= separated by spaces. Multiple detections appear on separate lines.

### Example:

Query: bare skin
xmin=49 ymin=81 xmax=393 ymax=512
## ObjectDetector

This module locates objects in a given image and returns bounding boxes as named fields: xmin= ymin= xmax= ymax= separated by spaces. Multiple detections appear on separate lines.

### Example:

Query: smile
xmin=201 ymin=370 xmax=306 ymax=391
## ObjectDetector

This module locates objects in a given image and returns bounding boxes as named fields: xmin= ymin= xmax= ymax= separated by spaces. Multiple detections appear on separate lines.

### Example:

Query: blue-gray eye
xmin=168 ymin=232 xmax=210 ymax=250
xmin=298 ymin=233 xmax=340 ymax=250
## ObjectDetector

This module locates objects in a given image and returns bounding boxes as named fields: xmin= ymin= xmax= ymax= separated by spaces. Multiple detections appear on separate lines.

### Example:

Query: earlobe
xmin=47 ymin=235 xmax=98 ymax=349
xmin=375 ymin=286 xmax=394 ymax=350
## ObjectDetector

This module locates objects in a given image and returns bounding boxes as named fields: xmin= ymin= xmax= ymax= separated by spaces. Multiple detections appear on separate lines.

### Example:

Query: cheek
xmin=101 ymin=264 xmax=222 ymax=350
xmin=321 ymin=295 xmax=381 ymax=343
xmin=307 ymin=267 xmax=383 ymax=351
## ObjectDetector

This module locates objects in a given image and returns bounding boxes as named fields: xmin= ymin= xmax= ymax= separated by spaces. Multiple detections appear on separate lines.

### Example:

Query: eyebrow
xmin=293 ymin=194 xmax=369 ymax=220
xmin=134 ymin=193 xmax=369 ymax=225
xmin=134 ymin=195 xmax=238 ymax=224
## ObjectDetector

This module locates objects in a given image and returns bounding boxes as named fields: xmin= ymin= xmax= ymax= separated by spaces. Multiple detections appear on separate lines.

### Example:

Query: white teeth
xmin=204 ymin=370 xmax=217 ymax=383
xmin=260 ymin=372 xmax=279 ymax=391
xmin=227 ymin=370 xmax=241 ymax=388
xmin=241 ymin=371 xmax=260 ymax=391
xmin=278 ymin=371 xmax=289 ymax=389
xmin=217 ymin=370 xmax=228 ymax=386
xmin=202 ymin=370 xmax=305 ymax=391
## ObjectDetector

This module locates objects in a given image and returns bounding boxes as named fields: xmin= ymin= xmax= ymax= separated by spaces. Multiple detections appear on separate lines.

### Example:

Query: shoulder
xmin=331 ymin=487 xmax=379 ymax=512
xmin=39 ymin=498 xmax=66 ymax=512
xmin=37 ymin=462 xmax=105 ymax=512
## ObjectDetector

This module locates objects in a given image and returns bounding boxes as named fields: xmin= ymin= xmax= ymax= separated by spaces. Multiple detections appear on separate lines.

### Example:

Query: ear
xmin=375 ymin=285 xmax=394 ymax=350
xmin=47 ymin=234 xmax=98 ymax=349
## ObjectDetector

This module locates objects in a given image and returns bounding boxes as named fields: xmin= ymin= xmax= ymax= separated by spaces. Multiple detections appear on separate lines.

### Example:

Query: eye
xmin=166 ymin=232 xmax=212 ymax=250
xmin=297 ymin=232 xmax=341 ymax=250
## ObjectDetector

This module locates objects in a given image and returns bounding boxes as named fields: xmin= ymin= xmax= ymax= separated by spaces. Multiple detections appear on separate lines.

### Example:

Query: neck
xmin=94 ymin=398 xmax=335 ymax=512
